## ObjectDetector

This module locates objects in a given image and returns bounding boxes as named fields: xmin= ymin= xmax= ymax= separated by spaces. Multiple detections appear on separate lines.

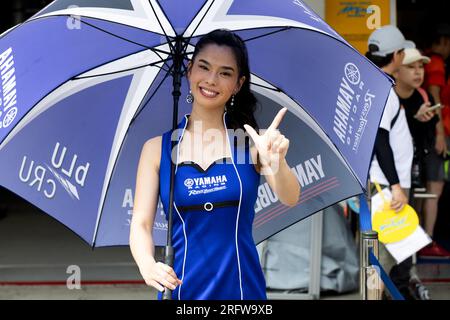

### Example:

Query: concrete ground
xmin=0 ymin=189 xmax=448 ymax=300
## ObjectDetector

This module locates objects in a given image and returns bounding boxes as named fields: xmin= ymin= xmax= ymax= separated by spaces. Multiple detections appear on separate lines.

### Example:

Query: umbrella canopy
xmin=0 ymin=0 xmax=392 ymax=247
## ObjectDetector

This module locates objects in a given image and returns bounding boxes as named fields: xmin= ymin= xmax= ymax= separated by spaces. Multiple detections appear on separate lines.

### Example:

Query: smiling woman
xmin=129 ymin=29 xmax=300 ymax=300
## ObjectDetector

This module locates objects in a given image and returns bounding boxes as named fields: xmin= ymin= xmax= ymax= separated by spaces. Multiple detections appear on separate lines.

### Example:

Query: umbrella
xmin=0 ymin=1 xmax=391 ymax=253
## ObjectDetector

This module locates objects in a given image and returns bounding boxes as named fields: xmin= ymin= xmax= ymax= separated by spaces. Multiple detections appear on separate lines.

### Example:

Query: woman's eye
xmin=221 ymin=72 xmax=231 ymax=77
xmin=199 ymin=65 xmax=208 ymax=70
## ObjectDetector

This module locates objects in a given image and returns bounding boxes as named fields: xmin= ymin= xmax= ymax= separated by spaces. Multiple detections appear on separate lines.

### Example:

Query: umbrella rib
xmin=147 ymin=0 xmax=175 ymax=53
xmin=20 ymin=14 xmax=173 ymax=59
xmin=181 ymin=0 xmax=217 ymax=53
xmin=180 ymin=26 xmax=294 ymax=68
xmin=181 ymin=57 xmax=190 ymax=77
xmin=148 ymin=0 xmax=177 ymax=36
xmin=242 ymin=26 xmax=292 ymax=43
xmin=250 ymin=81 xmax=282 ymax=92
xmin=129 ymin=63 xmax=174 ymax=126
xmin=73 ymin=58 xmax=172 ymax=80
xmin=76 ymin=16 xmax=171 ymax=60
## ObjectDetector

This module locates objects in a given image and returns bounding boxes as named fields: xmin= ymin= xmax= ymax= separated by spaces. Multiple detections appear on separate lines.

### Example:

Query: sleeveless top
xmin=157 ymin=112 xmax=267 ymax=300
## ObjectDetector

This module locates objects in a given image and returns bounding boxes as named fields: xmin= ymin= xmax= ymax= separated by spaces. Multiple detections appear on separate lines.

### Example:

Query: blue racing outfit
xmin=158 ymin=112 xmax=266 ymax=300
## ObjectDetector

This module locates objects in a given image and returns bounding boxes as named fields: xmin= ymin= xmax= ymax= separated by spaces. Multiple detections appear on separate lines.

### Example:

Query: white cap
xmin=402 ymin=48 xmax=431 ymax=65
xmin=368 ymin=25 xmax=415 ymax=57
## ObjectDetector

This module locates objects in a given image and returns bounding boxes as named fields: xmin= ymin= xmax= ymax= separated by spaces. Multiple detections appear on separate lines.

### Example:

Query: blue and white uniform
xmin=158 ymin=112 xmax=266 ymax=300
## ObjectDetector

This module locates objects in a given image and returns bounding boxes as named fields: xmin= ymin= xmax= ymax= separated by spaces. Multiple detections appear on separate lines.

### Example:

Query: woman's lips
xmin=199 ymin=87 xmax=219 ymax=98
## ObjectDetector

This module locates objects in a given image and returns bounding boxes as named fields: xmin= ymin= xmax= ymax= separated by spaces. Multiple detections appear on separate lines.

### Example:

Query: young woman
xmin=129 ymin=29 xmax=301 ymax=300
xmin=395 ymin=48 xmax=450 ymax=257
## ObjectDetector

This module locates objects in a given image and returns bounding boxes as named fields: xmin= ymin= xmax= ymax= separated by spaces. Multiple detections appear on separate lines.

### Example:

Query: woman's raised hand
xmin=244 ymin=107 xmax=290 ymax=174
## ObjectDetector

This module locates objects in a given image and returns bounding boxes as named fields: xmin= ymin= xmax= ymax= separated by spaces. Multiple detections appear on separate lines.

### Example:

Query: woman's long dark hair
xmin=189 ymin=29 xmax=260 ymax=132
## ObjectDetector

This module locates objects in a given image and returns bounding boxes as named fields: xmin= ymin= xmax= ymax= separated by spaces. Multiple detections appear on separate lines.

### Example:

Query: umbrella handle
xmin=163 ymin=36 xmax=183 ymax=301
xmin=162 ymin=245 xmax=174 ymax=300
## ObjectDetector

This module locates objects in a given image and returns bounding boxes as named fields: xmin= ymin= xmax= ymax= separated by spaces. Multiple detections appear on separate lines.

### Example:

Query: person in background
xmin=394 ymin=47 xmax=450 ymax=258
xmin=424 ymin=24 xmax=450 ymax=140
xmin=366 ymin=25 xmax=428 ymax=300
xmin=421 ymin=24 xmax=450 ymax=256
xmin=367 ymin=25 xmax=413 ymax=217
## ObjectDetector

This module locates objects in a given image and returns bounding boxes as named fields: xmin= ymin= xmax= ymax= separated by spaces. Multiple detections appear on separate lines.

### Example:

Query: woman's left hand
xmin=414 ymin=102 xmax=434 ymax=122
xmin=244 ymin=107 xmax=290 ymax=174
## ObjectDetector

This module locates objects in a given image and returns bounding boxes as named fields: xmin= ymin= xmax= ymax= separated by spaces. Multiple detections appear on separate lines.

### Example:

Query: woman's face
xmin=188 ymin=44 xmax=245 ymax=110
xmin=396 ymin=60 xmax=425 ymax=89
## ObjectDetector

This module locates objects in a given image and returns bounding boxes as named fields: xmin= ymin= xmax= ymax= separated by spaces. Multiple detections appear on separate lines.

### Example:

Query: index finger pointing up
xmin=268 ymin=107 xmax=288 ymax=131
xmin=243 ymin=124 xmax=260 ymax=142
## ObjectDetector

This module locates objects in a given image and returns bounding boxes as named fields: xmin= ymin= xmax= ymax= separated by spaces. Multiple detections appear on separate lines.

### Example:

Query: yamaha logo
xmin=345 ymin=63 xmax=361 ymax=85
xmin=183 ymin=175 xmax=229 ymax=196
xmin=184 ymin=178 xmax=194 ymax=188
xmin=1 ymin=107 xmax=17 ymax=128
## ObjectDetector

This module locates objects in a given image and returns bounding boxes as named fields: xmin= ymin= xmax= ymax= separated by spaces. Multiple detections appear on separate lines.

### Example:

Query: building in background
xmin=0 ymin=0 xmax=52 ymax=34
xmin=325 ymin=0 xmax=395 ymax=54
xmin=319 ymin=0 xmax=447 ymax=53
xmin=1 ymin=0 xmax=448 ymax=50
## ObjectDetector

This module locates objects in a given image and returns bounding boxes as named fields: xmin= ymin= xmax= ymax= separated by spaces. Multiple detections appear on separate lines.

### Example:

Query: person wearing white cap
xmin=395 ymin=48 xmax=450 ymax=258
xmin=367 ymin=25 xmax=414 ymax=213
xmin=395 ymin=48 xmax=434 ymax=124
xmin=367 ymin=25 xmax=416 ymax=59
xmin=366 ymin=26 xmax=421 ymax=300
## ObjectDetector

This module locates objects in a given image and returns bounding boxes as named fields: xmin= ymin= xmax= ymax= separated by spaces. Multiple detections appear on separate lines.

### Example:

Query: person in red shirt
xmin=424 ymin=24 xmax=450 ymax=138
xmin=422 ymin=24 xmax=450 ymax=257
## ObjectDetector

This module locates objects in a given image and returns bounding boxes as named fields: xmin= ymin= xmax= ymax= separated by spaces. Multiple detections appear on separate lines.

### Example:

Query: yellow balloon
xmin=372 ymin=204 xmax=419 ymax=244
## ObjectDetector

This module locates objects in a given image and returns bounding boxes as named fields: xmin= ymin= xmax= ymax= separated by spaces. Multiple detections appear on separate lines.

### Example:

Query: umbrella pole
xmin=163 ymin=36 xmax=184 ymax=300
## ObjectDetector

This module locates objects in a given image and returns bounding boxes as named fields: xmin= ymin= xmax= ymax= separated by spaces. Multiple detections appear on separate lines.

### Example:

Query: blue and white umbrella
xmin=0 ymin=0 xmax=392 ymax=247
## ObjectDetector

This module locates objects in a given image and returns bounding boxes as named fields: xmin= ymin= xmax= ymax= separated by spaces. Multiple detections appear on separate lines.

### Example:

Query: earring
xmin=186 ymin=90 xmax=194 ymax=104
xmin=230 ymin=95 xmax=235 ymax=107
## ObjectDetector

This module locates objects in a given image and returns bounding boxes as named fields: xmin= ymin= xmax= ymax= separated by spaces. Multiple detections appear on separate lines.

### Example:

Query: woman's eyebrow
xmin=198 ymin=59 xmax=235 ymax=72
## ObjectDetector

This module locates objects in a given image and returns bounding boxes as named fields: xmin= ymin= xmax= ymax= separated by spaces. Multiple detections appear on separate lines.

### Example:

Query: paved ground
xmin=0 ymin=189 xmax=448 ymax=300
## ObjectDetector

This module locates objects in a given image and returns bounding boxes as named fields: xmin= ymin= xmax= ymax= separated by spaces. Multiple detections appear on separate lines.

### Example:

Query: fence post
xmin=360 ymin=230 xmax=382 ymax=300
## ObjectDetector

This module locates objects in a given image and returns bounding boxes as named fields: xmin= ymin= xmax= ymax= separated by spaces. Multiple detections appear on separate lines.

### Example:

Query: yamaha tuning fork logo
xmin=19 ymin=142 xmax=90 ymax=200
xmin=345 ymin=63 xmax=361 ymax=85
xmin=184 ymin=178 xmax=194 ymax=189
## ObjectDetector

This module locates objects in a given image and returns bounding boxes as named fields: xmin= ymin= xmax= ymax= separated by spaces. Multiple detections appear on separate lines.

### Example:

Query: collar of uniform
xmin=174 ymin=111 xmax=230 ymax=140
